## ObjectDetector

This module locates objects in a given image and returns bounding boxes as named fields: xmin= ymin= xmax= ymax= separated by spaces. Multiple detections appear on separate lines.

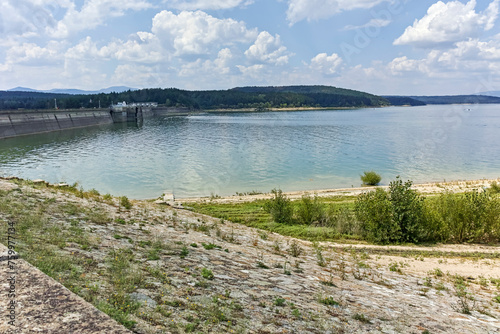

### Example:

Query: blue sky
xmin=1 ymin=0 xmax=500 ymax=95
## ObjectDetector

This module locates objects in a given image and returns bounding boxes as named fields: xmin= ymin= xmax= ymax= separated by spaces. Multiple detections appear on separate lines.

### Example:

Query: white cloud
xmin=0 ymin=0 xmax=153 ymax=39
xmin=394 ymin=0 xmax=500 ymax=48
xmin=0 ymin=0 xmax=58 ymax=38
xmin=162 ymin=0 xmax=253 ymax=10
xmin=5 ymin=41 xmax=64 ymax=66
xmin=285 ymin=0 xmax=389 ymax=25
xmin=310 ymin=52 xmax=343 ymax=75
xmin=244 ymin=31 xmax=290 ymax=65
xmin=343 ymin=18 xmax=391 ymax=31
xmin=179 ymin=48 xmax=234 ymax=77
xmin=152 ymin=10 xmax=258 ymax=56
xmin=51 ymin=0 xmax=153 ymax=38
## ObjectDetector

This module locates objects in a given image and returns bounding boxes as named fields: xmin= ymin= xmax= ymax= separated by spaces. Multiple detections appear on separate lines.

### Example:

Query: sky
xmin=1 ymin=0 xmax=500 ymax=95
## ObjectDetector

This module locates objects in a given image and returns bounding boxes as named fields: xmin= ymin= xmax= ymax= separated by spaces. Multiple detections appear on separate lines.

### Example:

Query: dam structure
xmin=0 ymin=106 xmax=143 ymax=140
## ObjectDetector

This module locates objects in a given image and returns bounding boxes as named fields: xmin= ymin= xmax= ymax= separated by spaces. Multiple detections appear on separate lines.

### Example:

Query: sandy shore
xmin=179 ymin=177 xmax=500 ymax=203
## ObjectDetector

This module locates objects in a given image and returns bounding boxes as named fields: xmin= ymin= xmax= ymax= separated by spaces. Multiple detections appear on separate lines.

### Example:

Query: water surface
xmin=1 ymin=104 xmax=499 ymax=198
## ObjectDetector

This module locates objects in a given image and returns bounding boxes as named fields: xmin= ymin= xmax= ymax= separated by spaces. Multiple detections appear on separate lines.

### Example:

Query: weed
xmin=256 ymin=261 xmax=269 ymax=269
xmin=202 ymin=242 xmax=220 ymax=250
xmin=352 ymin=313 xmax=371 ymax=323
xmin=119 ymin=196 xmax=132 ymax=210
xmin=318 ymin=296 xmax=339 ymax=306
xmin=274 ymin=297 xmax=286 ymax=307
xmin=452 ymin=275 xmax=475 ymax=314
xmin=424 ymin=277 xmax=432 ymax=287
xmin=180 ymin=246 xmax=189 ymax=258
xmin=288 ymin=240 xmax=303 ymax=257
xmin=291 ymin=308 xmax=301 ymax=319
xmin=201 ymin=268 xmax=214 ymax=280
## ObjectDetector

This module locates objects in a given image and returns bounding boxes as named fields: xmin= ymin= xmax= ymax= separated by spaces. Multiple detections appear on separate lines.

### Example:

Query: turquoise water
xmin=1 ymin=104 xmax=499 ymax=199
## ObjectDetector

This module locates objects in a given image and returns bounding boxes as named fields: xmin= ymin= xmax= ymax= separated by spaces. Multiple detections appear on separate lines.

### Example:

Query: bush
xmin=428 ymin=190 xmax=500 ymax=243
xmin=490 ymin=181 xmax=500 ymax=194
xmin=389 ymin=178 xmax=426 ymax=243
xmin=360 ymin=171 xmax=382 ymax=186
xmin=355 ymin=187 xmax=399 ymax=243
xmin=296 ymin=194 xmax=325 ymax=225
xmin=264 ymin=189 xmax=294 ymax=224
xmin=355 ymin=177 xmax=426 ymax=244
xmin=120 ymin=196 xmax=132 ymax=210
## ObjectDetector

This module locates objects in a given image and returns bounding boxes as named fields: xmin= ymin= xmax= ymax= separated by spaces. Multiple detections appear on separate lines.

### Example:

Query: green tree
xmin=360 ymin=171 xmax=382 ymax=186
xmin=264 ymin=189 xmax=294 ymax=224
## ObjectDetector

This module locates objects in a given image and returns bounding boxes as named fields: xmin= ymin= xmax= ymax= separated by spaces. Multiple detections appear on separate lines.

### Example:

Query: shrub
xmin=120 ymin=196 xmax=132 ymax=210
xmin=490 ymin=181 xmax=500 ymax=194
xmin=295 ymin=194 xmax=325 ymax=225
xmin=389 ymin=177 xmax=425 ymax=243
xmin=355 ymin=187 xmax=399 ymax=243
xmin=360 ymin=171 xmax=382 ymax=186
xmin=264 ymin=188 xmax=294 ymax=224
xmin=428 ymin=190 xmax=500 ymax=243
xmin=355 ymin=177 xmax=426 ymax=244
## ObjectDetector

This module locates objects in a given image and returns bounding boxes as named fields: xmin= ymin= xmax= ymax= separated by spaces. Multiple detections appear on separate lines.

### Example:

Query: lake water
xmin=1 ymin=104 xmax=499 ymax=199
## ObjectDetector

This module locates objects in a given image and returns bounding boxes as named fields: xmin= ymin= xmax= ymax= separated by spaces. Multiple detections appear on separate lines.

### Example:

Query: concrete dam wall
xmin=0 ymin=110 xmax=114 ymax=139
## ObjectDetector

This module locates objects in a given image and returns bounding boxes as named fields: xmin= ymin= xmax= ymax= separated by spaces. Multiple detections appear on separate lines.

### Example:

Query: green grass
xmin=188 ymin=199 xmax=362 ymax=242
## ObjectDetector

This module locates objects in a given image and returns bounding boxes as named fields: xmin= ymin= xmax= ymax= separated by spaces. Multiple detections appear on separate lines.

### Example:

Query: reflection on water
xmin=1 ymin=105 xmax=500 ymax=199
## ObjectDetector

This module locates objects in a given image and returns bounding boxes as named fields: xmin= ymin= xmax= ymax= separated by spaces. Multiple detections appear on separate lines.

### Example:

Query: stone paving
xmin=0 ymin=178 xmax=499 ymax=333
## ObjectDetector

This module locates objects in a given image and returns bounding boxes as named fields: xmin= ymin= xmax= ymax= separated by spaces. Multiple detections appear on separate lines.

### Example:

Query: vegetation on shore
xmin=189 ymin=177 xmax=500 ymax=245
xmin=0 ymin=85 xmax=389 ymax=111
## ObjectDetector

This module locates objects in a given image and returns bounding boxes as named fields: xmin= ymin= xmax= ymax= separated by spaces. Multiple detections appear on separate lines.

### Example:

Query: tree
xmin=264 ymin=189 xmax=294 ymax=224
xmin=360 ymin=171 xmax=382 ymax=186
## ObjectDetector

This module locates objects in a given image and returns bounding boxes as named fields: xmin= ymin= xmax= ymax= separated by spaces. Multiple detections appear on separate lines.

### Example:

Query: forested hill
xmin=231 ymin=85 xmax=389 ymax=107
xmin=0 ymin=85 xmax=389 ymax=110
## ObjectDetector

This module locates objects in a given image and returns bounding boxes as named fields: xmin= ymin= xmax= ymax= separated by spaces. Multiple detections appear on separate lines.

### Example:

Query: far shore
xmin=178 ymin=177 xmax=500 ymax=203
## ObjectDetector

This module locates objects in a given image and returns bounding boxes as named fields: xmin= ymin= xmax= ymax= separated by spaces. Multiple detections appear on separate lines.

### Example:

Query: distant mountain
xmin=409 ymin=95 xmax=500 ymax=104
xmin=7 ymin=86 xmax=136 ymax=95
xmin=8 ymin=87 xmax=38 ymax=92
xmin=474 ymin=91 xmax=500 ymax=98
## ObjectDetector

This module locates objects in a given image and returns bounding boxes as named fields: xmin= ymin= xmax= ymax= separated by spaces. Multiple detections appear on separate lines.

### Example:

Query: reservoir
xmin=0 ymin=104 xmax=499 ymax=199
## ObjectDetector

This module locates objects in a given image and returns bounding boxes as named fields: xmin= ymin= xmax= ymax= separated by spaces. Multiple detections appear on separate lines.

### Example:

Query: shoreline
xmin=178 ymin=177 xmax=500 ymax=203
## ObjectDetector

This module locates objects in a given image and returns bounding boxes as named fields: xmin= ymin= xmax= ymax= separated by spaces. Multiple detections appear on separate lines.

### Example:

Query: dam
xmin=0 ymin=107 xmax=143 ymax=139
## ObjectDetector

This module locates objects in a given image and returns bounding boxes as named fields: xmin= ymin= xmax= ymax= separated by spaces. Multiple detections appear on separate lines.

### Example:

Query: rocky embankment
xmin=0 ymin=178 xmax=499 ymax=333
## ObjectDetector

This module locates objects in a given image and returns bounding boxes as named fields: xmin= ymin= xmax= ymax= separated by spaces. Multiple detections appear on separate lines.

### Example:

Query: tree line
xmin=0 ymin=86 xmax=390 ymax=111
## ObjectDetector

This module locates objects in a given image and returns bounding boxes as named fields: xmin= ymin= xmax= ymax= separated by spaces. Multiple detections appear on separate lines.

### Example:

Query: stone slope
xmin=0 ymin=178 xmax=499 ymax=333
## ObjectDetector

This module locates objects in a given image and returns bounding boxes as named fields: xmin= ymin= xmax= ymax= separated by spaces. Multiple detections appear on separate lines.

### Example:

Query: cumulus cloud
xmin=162 ymin=0 xmax=253 ymax=10
xmin=310 ymin=52 xmax=343 ymax=75
xmin=285 ymin=0 xmax=389 ymax=25
xmin=244 ymin=31 xmax=290 ymax=65
xmin=5 ymin=41 xmax=64 ymax=66
xmin=51 ymin=0 xmax=153 ymax=38
xmin=394 ymin=0 xmax=500 ymax=48
xmin=152 ymin=10 xmax=258 ymax=56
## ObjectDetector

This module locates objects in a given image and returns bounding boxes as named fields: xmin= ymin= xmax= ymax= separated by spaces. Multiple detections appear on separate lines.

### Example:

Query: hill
xmin=0 ymin=85 xmax=390 ymax=110
xmin=232 ymin=85 xmax=390 ymax=108
xmin=382 ymin=96 xmax=426 ymax=106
